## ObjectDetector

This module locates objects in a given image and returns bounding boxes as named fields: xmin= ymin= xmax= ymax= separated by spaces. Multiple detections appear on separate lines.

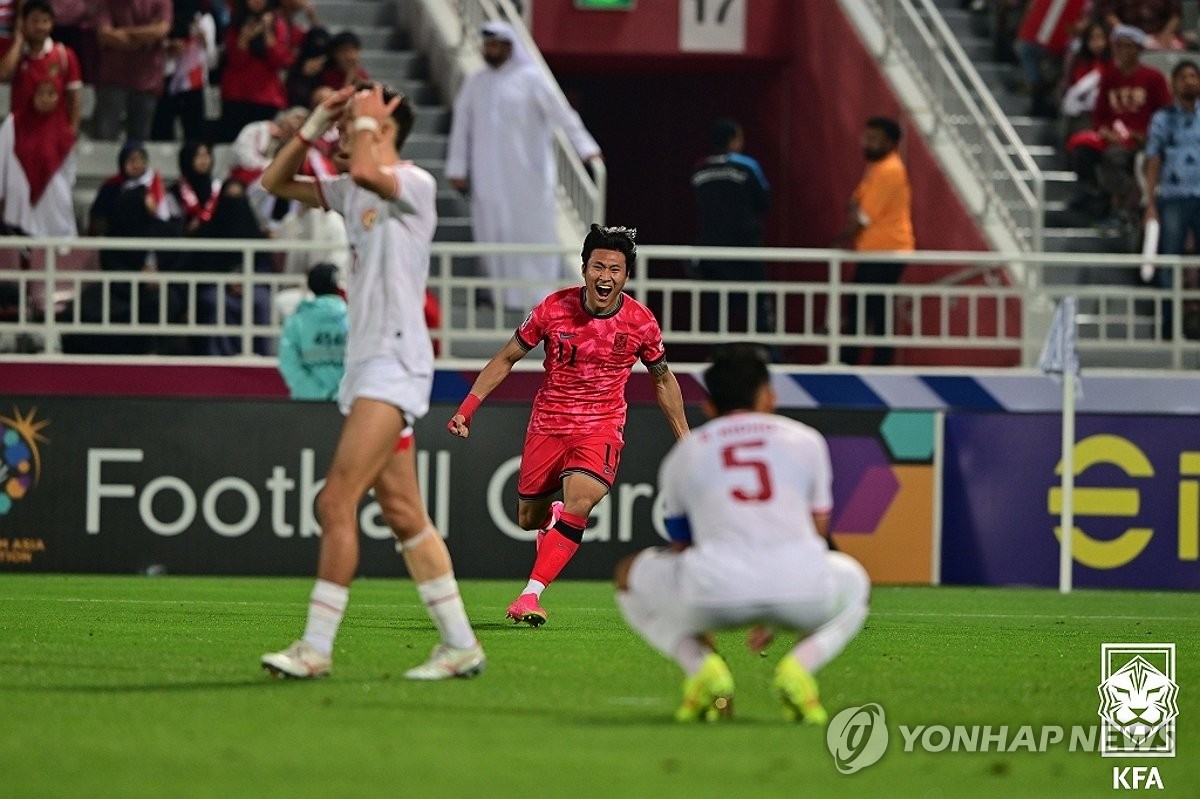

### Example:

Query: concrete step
xmin=411 ymin=106 xmax=450 ymax=135
xmin=361 ymin=51 xmax=426 ymax=82
xmin=316 ymin=0 xmax=400 ymax=28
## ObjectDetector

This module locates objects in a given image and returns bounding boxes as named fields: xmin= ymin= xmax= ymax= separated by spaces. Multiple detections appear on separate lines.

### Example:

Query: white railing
xmin=863 ymin=0 xmax=1045 ymax=252
xmin=454 ymin=0 xmax=606 ymax=231
xmin=1 ymin=237 xmax=1197 ymax=369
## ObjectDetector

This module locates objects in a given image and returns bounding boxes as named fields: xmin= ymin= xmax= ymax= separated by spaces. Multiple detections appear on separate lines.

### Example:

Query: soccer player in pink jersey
xmin=614 ymin=344 xmax=870 ymax=723
xmin=448 ymin=224 xmax=690 ymax=626
xmin=258 ymin=83 xmax=485 ymax=681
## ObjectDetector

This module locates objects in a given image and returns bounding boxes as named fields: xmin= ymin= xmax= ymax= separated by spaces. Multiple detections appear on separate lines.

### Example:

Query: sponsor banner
xmin=942 ymin=414 xmax=1200 ymax=588
xmin=0 ymin=399 xmax=934 ymax=582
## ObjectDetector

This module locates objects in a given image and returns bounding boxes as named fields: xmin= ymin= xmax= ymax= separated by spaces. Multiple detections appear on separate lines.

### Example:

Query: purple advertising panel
xmin=942 ymin=413 xmax=1200 ymax=588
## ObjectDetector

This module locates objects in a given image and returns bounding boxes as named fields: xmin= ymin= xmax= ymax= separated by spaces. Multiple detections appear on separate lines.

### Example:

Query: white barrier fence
xmin=0 ymin=237 xmax=1197 ymax=368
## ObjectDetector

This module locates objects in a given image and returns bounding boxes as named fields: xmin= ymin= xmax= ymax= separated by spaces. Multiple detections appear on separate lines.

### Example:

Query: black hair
xmin=307 ymin=263 xmax=340 ymax=296
xmin=354 ymin=81 xmax=415 ymax=150
xmin=1172 ymin=59 xmax=1200 ymax=80
xmin=20 ymin=0 xmax=54 ymax=19
xmin=580 ymin=224 xmax=637 ymax=274
xmin=330 ymin=30 xmax=362 ymax=51
xmin=709 ymin=118 xmax=739 ymax=153
xmin=298 ymin=26 xmax=332 ymax=60
xmin=703 ymin=343 xmax=772 ymax=415
xmin=866 ymin=116 xmax=902 ymax=144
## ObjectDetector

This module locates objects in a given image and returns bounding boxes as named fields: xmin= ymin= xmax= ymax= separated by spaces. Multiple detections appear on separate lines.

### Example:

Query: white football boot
xmin=261 ymin=640 xmax=332 ymax=679
xmin=403 ymin=642 xmax=486 ymax=680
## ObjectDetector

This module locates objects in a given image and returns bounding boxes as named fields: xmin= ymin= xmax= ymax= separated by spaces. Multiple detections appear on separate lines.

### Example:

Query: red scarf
xmin=177 ymin=178 xmax=221 ymax=224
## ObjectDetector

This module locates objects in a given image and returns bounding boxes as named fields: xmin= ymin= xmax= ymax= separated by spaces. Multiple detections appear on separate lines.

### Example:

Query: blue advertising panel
xmin=942 ymin=413 xmax=1200 ymax=588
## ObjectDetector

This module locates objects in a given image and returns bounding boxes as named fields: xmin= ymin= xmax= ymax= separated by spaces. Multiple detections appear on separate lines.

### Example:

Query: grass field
xmin=1 ymin=576 xmax=1197 ymax=798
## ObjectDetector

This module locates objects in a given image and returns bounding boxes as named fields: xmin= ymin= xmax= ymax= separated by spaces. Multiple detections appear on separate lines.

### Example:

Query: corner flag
xmin=1037 ymin=295 xmax=1080 ymax=383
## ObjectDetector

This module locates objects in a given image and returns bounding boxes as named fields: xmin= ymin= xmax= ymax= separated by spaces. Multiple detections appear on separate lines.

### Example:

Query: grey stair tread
xmin=361 ymin=51 xmax=425 ymax=81
xmin=315 ymin=0 xmax=398 ymax=27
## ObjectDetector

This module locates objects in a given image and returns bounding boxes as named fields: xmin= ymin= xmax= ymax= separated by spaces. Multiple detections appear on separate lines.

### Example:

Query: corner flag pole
xmin=1037 ymin=296 xmax=1080 ymax=595
xmin=1059 ymin=360 xmax=1075 ymax=594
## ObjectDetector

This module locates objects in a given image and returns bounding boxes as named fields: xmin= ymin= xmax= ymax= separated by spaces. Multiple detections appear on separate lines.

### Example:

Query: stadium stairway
xmin=927 ymin=0 xmax=1129 ymax=261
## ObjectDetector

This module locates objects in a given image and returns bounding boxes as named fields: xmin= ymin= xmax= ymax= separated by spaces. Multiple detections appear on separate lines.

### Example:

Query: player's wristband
xmin=455 ymin=394 xmax=482 ymax=425
xmin=299 ymin=104 xmax=335 ymax=144
xmin=353 ymin=116 xmax=381 ymax=134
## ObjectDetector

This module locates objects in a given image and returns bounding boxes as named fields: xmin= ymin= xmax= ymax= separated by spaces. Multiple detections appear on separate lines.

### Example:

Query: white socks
xmin=302 ymin=579 xmax=349 ymax=657
xmin=521 ymin=579 xmax=547 ymax=598
xmin=417 ymin=573 xmax=477 ymax=650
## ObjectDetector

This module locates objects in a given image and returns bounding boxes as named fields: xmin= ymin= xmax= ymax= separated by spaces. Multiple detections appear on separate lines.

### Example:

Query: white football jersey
xmin=316 ymin=162 xmax=437 ymax=369
xmin=658 ymin=411 xmax=834 ymax=602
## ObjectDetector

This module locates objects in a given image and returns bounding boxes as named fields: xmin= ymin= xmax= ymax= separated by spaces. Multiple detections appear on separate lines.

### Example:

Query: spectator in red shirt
xmin=1013 ymin=0 xmax=1088 ymax=117
xmin=0 ymin=0 xmax=83 ymax=238
xmin=93 ymin=0 xmax=173 ymax=141
xmin=217 ymin=0 xmax=298 ymax=143
xmin=319 ymin=30 xmax=369 ymax=91
xmin=1068 ymin=24 xmax=1171 ymax=219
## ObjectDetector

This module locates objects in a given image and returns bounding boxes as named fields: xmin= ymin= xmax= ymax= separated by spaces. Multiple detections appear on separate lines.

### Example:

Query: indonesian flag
xmin=12 ymin=104 xmax=74 ymax=205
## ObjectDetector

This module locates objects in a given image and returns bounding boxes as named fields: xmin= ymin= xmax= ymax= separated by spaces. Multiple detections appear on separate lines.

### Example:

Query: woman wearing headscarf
xmin=168 ymin=140 xmax=222 ymax=232
xmin=63 ymin=184 xmax=182 ymax=354
xmin=180 ymin=179 xmax=276 ymax=355
xmin=284 ymin=25 xmax=330 ymax=109
xmin=87 ymin=140 xmax=170 ymax=236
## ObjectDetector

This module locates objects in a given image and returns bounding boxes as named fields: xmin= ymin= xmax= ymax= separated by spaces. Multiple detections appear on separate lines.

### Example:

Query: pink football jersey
xmin=515 ymin=287 xmax=667 ymax=438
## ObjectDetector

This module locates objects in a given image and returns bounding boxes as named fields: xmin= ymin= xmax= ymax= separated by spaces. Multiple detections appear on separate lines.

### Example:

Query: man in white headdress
xmin=446 ymin=20 xmax=602 ymax=311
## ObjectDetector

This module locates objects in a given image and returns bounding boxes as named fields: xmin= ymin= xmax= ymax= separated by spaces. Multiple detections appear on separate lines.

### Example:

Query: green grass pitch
xmin=1 ymin=576 xmax=1196 ymax=798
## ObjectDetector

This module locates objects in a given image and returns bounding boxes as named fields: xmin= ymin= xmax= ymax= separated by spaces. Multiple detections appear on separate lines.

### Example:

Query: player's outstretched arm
xmin=649 ymin=361 xmax=690 ymax=439
xmin=447 ymin=336 xmax=529 ymax=438
xmin=262 ymin=85 xmax=354 ymax=207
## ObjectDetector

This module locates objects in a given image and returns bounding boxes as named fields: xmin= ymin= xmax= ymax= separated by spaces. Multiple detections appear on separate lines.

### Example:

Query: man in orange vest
xmin=835 ymin=116 xmax=915 ymax=366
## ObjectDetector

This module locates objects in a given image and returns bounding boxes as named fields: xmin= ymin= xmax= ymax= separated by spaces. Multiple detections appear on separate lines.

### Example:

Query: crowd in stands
xmin=989 ymin=2 xmax=1194 ymax=237
xmin=0 ymin=0 xmax=381 ymax=356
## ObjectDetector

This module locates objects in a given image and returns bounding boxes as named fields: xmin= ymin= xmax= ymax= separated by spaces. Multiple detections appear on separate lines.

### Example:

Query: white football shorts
xmin=626 ymin=547 xmax=867 ymax=634
xmin=338 ymin=354 xmax=432 ymax=426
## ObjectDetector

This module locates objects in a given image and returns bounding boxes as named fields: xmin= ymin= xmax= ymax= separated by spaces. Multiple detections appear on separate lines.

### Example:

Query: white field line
xmin=0 ymin=596 xmax=1196 ymax=623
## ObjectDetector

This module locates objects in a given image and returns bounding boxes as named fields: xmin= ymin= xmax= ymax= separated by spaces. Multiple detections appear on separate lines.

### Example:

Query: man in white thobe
xmin=446 ymin=20 xmax=602 ymax=311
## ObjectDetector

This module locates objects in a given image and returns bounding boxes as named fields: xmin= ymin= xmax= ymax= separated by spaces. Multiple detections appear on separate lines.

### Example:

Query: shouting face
xmin=581 ymin=248 xmax=628 ymax=314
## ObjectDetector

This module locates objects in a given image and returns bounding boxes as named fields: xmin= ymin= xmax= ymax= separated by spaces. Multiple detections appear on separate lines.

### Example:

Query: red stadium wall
xmin=533 ymin=1 xmax=1019 ymax=366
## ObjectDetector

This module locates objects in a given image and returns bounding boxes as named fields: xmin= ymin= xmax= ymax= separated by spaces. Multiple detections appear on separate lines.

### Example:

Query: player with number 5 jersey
xmin=615 ymin=344 xmax=870 ymax=723
xmin=448 ymin=224 xmax=690 ymax=626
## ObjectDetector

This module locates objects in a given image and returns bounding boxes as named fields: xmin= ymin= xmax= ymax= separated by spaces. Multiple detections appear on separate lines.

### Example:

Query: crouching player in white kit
xmin=258 ymin=83 xmax=485 ymax=680
xmin=614 ymin=344 xmax=869 ymax=722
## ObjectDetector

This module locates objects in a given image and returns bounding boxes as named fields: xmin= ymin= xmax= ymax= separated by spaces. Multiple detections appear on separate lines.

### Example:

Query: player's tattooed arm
xmin=649 ymin=360 xmax=690 ymax=439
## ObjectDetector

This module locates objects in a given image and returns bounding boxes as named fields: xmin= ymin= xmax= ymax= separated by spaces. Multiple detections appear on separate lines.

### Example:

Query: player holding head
xmin=448 ymin=224 xmax=690 ymax=626
xmin=259 ymin=82 xmax=485 ymax=680
xmin=614 ymin=343 xmax=870 ymax=722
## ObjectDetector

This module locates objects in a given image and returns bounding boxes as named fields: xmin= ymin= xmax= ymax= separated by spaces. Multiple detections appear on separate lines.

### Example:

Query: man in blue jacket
xmin=278 ymin=263 xmax=348 ymax=400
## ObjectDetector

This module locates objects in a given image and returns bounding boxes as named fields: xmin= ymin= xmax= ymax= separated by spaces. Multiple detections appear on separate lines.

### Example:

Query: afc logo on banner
xmin=1047 ymin=434 xmax=1200 ymax=570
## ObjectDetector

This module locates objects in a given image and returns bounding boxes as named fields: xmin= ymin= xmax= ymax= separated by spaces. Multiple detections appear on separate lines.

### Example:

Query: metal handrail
xmin=862 ymin=0 xmax=1045 ymax=252
xmin=1 ymin=237 xmax=1196 ymax=369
